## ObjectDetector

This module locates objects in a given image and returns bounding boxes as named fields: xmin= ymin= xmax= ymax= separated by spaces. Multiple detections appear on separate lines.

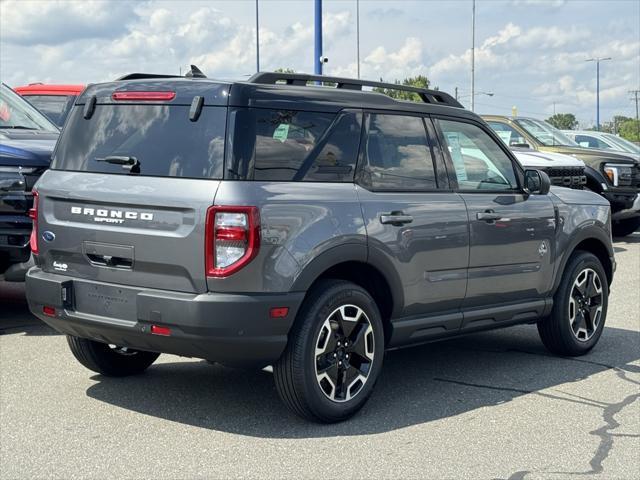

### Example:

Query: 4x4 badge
xmin=538 ymin=241 xmax=548 ymax=257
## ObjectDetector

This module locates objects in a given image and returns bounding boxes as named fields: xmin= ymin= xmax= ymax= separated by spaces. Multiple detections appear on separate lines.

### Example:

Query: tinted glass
xmin=574 ymin=135 xmax=610 ymax=149
xmin=362 ymin=114 xmax=436 ymax=191
xmin=24 ymin=95 xmax=72 ymax=126
xmin=0 ymin=84 xmax=58 ymax=132
xmin=226 ymin=108 xmax=358 ymax=182
xmin=487 ymin=121 xmax=529 ymax=146
xmin=438 ymin=119 xmax=518 ymax=191
xmin=53 ymin=105 xmax=226 ymax=179
xmin=515 ymin=118 xmax=578 ymax=147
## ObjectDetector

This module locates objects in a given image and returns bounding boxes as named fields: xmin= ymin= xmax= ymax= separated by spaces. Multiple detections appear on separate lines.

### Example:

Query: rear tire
xmin=612 ymin=217 xmax=640 ymax=237
xmin=66 ymin=336 xmax=160 ymax=377
xmin=274 ymin=280 xmax=385 ymax=423
xmin=537 ymin=251 xmax=608 ymax=356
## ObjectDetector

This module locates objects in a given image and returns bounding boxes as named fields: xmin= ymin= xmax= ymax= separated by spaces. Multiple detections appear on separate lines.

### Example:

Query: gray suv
xmin=26 ymin=70 xmax=615 ymax=423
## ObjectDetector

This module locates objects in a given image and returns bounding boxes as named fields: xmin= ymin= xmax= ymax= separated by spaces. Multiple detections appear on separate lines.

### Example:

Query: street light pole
xmin=255 ymin=0 xmax=260 ymax=72
xmin=586 ymin=57 xmax=611 ymax=131
xmin=471 ymin=0 xmax=476 ymax=112
xmin=356 ymin=0 xmax=360 ymax=79
xmin=314 ymin=0 xmax=323 ymax=76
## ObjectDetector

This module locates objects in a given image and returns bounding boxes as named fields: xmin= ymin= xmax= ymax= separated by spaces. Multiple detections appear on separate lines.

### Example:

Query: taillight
xmin=205 ymin=206 xmax=260 ymax=277
xmin=111 ymin=91 xmax=176 ymax=101
xmin=29 ymin=189 xmax=39 ymax=255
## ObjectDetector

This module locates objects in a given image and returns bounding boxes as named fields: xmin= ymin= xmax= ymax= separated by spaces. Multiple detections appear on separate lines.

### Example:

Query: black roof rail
xmin=116 ymin=65 xmax=207 ymax=81
xmin=248 ymin=72 xmax=464 ymax=108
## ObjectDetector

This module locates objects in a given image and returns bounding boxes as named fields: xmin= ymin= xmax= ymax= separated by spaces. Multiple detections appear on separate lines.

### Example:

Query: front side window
xmin=574 ymin=135 xmax=611 ymax=149
xmin=0 ymin=84 xmax=58 ymax=132
xmin=438 ymin=119 xmax=518 ymax=191
xmin=360 ymin=113 xmax=437 ymax=191
xmin=226 ymin=108 xmax=360 ymax=182
xmin=487 ymin=121 xmax=529 ymax=147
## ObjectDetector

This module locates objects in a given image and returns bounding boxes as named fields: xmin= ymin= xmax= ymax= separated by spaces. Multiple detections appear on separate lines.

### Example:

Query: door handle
xmin=476 ymin=210 xmax=502 ymax=222
xmin=380 ymin=212 xmax=413 ymax=226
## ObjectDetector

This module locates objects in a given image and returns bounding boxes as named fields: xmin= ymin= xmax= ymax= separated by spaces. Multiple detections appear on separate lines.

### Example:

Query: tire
xmin=612 ymin=217 xmax=640 ymax=237
xmin=66 ymin=336 xmax=160 ymax=377
xmin=274 ymin=279 xmax=385 ymax=423
xmin=537 ymin=251 xmax=609 ymax=356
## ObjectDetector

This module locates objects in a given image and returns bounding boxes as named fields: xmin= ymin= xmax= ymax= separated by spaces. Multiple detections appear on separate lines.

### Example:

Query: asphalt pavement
xmin=1 ymin=234 xmax=639 ymax=479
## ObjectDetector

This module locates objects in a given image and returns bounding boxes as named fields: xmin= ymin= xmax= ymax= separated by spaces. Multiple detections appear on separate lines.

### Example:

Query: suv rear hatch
xmin=34 ymin=79 xmax=230 ymax=294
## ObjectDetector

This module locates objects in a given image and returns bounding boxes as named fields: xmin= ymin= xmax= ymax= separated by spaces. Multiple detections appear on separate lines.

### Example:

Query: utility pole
xmin=470 ymin=0 xmax=476 ymax=112
xmin=356 ymin=0 xmax=360 ymax=79
xmin=630 ymin=89 xmax=640 ymax=140
xmin=314 ymin=0 xmax=323 ymax=76
xmin=586 ymin=57 xmax=611 ymax=131
xmin=455 ymin=87 xmax=458 ymax=101
xmin=255 ymin=0 xmax=260 ymax=72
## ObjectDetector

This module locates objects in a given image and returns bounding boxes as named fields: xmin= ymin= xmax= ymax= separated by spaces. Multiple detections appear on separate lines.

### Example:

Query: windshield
xmin=515 ymin=118 xmax=578 ymax=147
xmin=603 ymin=133 xmax=640 ymax=154
xmin=0 ymin=84 xmax=59 ymax=132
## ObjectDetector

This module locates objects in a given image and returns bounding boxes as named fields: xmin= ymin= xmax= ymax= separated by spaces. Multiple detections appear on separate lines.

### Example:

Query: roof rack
xmin=248 ymin=72 xmax=463 ymax=108
xmin=116 ymin=65 xmax=207 ymax=81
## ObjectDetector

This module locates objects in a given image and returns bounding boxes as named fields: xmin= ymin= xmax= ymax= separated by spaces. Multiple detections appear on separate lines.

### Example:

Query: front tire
xmin=612 ymin=217 xmax=640 ymax=237
xmin=67 ymin=336 xmax=160 ymax=377
xmin=537 ymin=251 xmax=608 ymax=356
xmin=274 ymin=280 xmax=385 ymax=423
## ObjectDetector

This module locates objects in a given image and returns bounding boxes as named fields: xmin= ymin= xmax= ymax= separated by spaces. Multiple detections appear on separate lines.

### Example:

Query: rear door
xmin=357 ymin=112 xmax=468 ymax=321
xmin=35 ymin=81 xmax=229 ymax=293
xmin=434 ymin=117 xmax=556 ymax=310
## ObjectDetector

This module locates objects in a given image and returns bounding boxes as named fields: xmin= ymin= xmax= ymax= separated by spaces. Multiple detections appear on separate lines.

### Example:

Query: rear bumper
xmin=25 ymin=268 xmax=304 ymax=368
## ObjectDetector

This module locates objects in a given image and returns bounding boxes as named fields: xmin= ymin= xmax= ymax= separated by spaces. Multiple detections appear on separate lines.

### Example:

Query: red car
xmin=14 ymin=84 xmax=85 ymax=127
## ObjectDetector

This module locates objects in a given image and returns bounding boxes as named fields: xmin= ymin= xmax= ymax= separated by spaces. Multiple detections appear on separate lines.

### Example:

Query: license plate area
xmin=73 ymin=282 xmax=137 ymax=320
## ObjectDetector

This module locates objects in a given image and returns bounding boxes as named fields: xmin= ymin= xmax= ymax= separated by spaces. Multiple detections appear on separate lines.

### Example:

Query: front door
xmin=435 ymin=118 xmax=556 ymax=311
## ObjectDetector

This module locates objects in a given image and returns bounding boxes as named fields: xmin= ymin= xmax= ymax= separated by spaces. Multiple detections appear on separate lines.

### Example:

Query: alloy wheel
xmin=314 ymin=305 xmax=375 ymax=402
xmin=568 ymin=268 xmax=603 ymax=342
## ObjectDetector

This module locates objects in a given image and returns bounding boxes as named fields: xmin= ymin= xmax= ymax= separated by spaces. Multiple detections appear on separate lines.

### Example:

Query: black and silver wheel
xmin=538 ymin=251 xmax=609 ymax=356
xmin=274 ymin=280 xmax=384 ymax=423
xmin=67 ymin=336 xmax=160 ymax=377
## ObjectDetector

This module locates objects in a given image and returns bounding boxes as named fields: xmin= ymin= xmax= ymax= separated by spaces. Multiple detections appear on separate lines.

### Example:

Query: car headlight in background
xmin=603 ymin=164 xmax=633 ymax=187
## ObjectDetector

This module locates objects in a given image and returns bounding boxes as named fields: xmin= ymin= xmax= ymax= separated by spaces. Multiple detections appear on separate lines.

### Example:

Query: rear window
xmin=52 ymin=105 xmax=226 ymax=179
xmin=226 ymin=108 xmax=361 ymax=182
xmin=23 ymin=95 xmax=72 ymax=126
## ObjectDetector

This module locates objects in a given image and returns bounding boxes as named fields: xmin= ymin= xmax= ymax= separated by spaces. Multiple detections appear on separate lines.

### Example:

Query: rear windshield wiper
xmin=95 ymin=156 xmax=140 ymax=174
xmin=95 ymin=156 xmax=138 ymax=166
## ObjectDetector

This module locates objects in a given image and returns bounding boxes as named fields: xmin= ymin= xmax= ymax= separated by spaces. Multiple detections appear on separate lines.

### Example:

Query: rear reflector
xmin=42 ymin=306 xmax=55 ymax=317
xmin=150 ymin=325 xmax=171 ymax=336
xmin=112 ymin=91 xmax=176 ymax=101
xmin=269 ymin=307 xmax=289 ymax=319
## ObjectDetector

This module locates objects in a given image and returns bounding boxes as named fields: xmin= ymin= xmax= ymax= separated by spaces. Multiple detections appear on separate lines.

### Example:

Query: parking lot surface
xmin=1 ymin=235 xmax=639 ymax=480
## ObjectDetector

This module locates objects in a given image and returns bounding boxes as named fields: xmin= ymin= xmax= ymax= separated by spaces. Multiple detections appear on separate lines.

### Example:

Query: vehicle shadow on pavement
xmin=85 ymin=324 xmax=640 ymax=437
xmin=0 ymin=281 xmax=54 ymax=336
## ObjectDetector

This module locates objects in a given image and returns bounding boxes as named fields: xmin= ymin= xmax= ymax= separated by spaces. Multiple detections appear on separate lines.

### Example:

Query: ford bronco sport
xmin=26 ymin=70 xmax=615 ymax=423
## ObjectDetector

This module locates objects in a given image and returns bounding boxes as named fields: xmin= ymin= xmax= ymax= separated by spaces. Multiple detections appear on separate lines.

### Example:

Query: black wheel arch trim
xmin=552 ymin=225 xmax=614 ymax=294
xmin=290 ymin=242 xmax=405 ymax=319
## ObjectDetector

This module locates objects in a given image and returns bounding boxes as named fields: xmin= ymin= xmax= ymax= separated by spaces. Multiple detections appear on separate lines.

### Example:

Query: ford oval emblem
xmin=42 ymin=231 xmax=56 ymax=243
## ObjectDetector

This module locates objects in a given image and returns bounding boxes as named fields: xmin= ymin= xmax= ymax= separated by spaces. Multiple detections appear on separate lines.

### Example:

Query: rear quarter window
xmin=52 ymin=105 xmax=226 ymax=179
xmin=226 ymin=108 xmax=361 ymax=182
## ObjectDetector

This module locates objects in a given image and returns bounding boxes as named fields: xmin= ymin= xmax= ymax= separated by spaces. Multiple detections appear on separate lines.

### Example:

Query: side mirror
xmin=524 ymin=169 xmax=550 ymax=195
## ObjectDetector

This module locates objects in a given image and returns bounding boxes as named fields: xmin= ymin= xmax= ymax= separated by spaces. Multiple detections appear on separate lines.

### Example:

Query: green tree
xmin=619 ymin=119 xmax=640 ymax=142
xmin=373 ymin=75 xmax=433 ymax=102
xmin=546 ymin=113 xmax=578 ymax=130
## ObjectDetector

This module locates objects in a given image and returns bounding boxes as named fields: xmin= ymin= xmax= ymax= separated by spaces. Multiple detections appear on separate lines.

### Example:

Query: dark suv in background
xmin=0 ymin=83 xmax=58 ymax=280
xmin=26 ymin=70 xmax=614 ymax=422
xmin=483 ymin=115 xmax=640 ymax=236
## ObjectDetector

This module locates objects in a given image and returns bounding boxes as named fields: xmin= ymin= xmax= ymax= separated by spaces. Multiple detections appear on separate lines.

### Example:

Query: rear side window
xmin=226 ymin=108 xmax=361 ymax=182
xmin=53 ymin=105 xmax=226 ymax=179
xmin=360 ymin=113 xmax=437 ymax=191
xmin=23 ymin=95 xmax=72 ymax=126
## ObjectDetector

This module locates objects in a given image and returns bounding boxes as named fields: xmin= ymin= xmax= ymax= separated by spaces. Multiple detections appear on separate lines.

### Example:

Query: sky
xmin=1 ymin=0 xmax=638 ymax=126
